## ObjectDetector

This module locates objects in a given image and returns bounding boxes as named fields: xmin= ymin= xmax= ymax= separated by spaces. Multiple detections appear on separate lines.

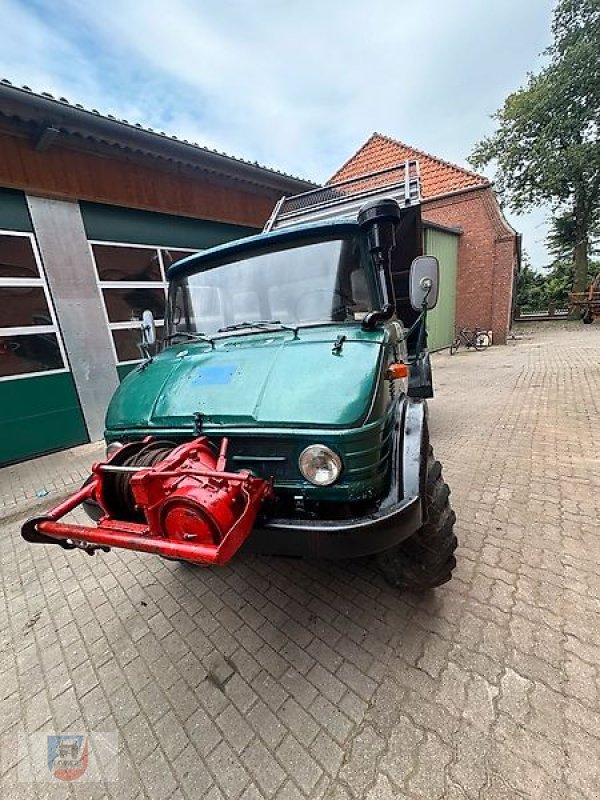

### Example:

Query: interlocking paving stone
xmin=0 ymin=440 xmax=104 ymax=516
xmin=1 ymin=322 xmax=599 ymax=798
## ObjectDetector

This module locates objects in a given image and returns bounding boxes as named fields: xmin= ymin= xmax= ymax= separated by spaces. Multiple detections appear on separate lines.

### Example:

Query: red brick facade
xmin=331 ymin=134 xmax=519 ymax=344
xmin=424 ymin=188 xmax=518 ymax=344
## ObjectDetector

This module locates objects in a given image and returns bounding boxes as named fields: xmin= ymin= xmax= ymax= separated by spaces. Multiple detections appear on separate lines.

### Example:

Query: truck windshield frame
xmin=166 ymin=234 xmax=377 ymax=338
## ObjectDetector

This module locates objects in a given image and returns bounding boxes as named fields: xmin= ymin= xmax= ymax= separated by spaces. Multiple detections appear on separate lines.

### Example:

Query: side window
xmin=350 ymin=269 xmax=371 ymax=312
xmin=0 ymin=232 xmax=67 ymax=379
xmin=90 ymin=244 xmax=196 ymax=365
xmin=338 ymin=238 xmax=372 ymax=314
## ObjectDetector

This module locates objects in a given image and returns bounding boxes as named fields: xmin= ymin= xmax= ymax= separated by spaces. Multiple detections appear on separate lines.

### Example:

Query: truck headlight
xmin=299 ymin=445 xmax=342 ymax=486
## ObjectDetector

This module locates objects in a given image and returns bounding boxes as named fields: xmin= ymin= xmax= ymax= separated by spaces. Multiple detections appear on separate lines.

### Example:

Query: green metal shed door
xmin=424 ymin=227 xmax=458 ymax=351
xmin=0 ymin=191 xmax=88 ymax=465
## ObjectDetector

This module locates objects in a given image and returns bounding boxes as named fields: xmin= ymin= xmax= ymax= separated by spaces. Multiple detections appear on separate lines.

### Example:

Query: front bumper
xmin=23 ymin=485 xmax=422 ymax=563
xmin=22 ymin=398 xmax=428 ymax=565
xmin=243 ymin=494 xmax=422 ymax=559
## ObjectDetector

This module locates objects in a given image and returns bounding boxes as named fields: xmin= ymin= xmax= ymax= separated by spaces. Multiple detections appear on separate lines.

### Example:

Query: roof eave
xmin=424 ymin=182 xmax=491 ymax=203
xmin=0 ymin=82 xmax=316 ymax=194
xmin=423 ymin=218 xmax=463 ymax=235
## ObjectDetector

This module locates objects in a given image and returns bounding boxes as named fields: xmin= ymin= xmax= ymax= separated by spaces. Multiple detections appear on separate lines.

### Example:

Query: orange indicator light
xmin=386 ymin=363 xmax=409 ymax=380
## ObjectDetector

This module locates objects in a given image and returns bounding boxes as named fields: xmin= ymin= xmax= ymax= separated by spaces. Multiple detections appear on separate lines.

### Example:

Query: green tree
xmin=542 ymin=259 xmax=575 ymax=307
xmin=470 ymin=0 xmax=600 ymax=292
xmin=516 ymin=256 xmax=548 ymax=311
xmin=547 ymin=210 xmax=599 ymax=264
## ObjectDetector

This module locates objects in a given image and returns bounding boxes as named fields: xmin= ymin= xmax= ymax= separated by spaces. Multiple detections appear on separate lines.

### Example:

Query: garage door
xmin=424 ymin=226 xmax=458 ymax=351
xmin=0 ymin=190 xmax=88 ymax=465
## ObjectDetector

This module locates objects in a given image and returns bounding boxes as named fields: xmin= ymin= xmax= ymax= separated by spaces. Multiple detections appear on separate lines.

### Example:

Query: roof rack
xmin=264 ymin=159 xmax=421 ymax=232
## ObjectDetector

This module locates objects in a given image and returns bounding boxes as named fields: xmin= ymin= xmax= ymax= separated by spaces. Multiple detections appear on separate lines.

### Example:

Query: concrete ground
xmin=0 ymin=322 xmax=599 ymax=799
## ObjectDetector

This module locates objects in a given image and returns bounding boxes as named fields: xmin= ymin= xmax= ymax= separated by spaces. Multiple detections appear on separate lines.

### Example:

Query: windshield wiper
xmin=217 ymin=320 xmax=299 ymax=337
xmin=163 ymin=331 xmax=215 ymax=349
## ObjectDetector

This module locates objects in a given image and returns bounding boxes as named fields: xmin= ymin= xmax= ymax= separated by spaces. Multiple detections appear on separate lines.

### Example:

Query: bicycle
xmin=449 ymin=326 xmax=491 ymax=355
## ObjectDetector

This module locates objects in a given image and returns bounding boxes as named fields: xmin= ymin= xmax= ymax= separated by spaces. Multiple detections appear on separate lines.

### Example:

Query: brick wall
xmin=424 ymin=187 xmax=517 ymax=344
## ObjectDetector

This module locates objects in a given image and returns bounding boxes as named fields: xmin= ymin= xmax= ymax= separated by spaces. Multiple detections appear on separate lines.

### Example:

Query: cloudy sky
xmin=2 ymin=0 xmax=556 ymax=267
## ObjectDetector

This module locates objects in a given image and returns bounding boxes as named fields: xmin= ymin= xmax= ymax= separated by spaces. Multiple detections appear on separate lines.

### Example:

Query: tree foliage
xmin=516 ymin=258 xmax=548 ymax=311
xmin=470 ymin=0 xmax=600 ymax=291
xmin=547 ymin=210 xmax=599 ymax=262
xmin=516 ymin=253 xmax=599 ymax=311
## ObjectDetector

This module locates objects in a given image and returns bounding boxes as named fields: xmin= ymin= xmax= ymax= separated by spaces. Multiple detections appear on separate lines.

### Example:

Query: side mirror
xmin=409 ymin=255 xmax=439 ymax=311
xmin=141 ymin=309 xmax=157 ymax=347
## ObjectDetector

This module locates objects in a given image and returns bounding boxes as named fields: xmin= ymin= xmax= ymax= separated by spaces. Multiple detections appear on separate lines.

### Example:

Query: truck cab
xmin=23 ymin=161 xmax=457 ymax=591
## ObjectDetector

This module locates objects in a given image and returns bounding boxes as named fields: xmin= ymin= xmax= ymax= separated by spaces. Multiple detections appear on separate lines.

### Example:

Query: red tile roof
xmin=329 ymin=132 xmax=489 ymax=199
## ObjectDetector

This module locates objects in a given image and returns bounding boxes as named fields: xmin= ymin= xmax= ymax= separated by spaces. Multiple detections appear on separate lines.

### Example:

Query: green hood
xmin=106 ymin=326 xmax=384 ymax=431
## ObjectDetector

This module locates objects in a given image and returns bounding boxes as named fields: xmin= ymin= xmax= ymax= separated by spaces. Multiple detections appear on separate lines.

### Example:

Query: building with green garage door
xmin=0 ymin=82 xmax=314 ymax=465
xmin=330 ymin=133 xmax=521 ymax=347
xmin=0 ymin=189 xmax=88 ymax=463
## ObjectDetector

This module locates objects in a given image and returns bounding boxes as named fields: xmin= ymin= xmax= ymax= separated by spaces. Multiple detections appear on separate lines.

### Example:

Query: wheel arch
xmin=399 ymin=397 xmax=429 ymax=502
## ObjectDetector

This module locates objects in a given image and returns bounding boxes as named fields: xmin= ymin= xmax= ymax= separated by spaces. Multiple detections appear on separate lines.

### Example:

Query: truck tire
xmin=377 ymin=447 xmax=457 ymax=591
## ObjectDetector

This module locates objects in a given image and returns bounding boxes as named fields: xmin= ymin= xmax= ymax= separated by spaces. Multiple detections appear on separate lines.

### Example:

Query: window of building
xmin=90 ymin=242 xmax=196 ymax=365
xmin=0 ymin=231 xmax=68 ymax=380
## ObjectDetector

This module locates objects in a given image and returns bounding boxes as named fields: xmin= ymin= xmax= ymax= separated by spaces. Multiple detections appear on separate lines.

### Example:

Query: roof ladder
xmin=263 ymin=196 xmax=285 ymax=233
xmin=263 ymin=159 xmax=421 ymax=232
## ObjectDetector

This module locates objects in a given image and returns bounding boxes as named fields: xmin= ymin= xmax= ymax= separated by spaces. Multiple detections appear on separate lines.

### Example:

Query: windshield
xmin=167 ymin=235 xmax=374 ymax=337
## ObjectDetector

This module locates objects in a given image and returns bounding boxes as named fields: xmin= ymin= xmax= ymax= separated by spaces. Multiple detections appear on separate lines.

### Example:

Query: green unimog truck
xmin=23 ymin=161 xmax=457 ymax=591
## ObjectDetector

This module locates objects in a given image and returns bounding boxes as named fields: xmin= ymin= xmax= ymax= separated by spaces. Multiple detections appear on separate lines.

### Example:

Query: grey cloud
xmin=0 ymin=0 xmax=556 ymax=266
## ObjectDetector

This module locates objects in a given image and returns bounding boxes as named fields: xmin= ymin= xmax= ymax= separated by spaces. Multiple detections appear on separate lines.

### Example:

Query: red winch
xmin=22 ymin=437 xmax=272 ymax=565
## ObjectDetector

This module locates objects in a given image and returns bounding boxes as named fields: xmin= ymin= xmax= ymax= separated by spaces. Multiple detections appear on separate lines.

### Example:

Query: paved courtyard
xmin=1 ymin=322 xmax=599 ymax=799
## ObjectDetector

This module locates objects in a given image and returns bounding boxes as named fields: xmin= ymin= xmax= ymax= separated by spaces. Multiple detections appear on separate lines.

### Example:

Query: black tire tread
xmin=377 ymin=446 xmax=457 ymax=591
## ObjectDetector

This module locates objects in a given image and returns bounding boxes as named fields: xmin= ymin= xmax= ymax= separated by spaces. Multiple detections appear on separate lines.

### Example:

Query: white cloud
xmin=0 ymin=0 xmax=556 ymax=266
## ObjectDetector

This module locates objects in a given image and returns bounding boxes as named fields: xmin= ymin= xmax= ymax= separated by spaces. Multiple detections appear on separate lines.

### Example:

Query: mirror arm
xmin=415 ymin=300 xmax=428 ymax=355
xmin=139 ymin=336 xmax=154 ymax=364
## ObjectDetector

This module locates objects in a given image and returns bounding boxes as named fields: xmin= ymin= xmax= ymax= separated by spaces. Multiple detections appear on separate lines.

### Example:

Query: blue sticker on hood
xmin=192 ymin=364 xmax=237 ymax=385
